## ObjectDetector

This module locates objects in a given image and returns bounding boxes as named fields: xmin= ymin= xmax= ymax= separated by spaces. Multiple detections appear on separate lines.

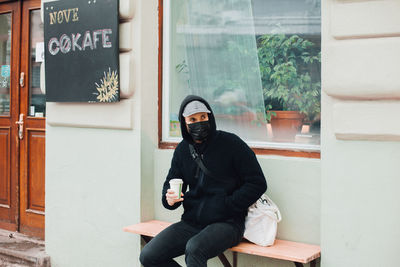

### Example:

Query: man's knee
xmin=185 ymin=238 xmax=203 ymax=258
xmin=139 ymin=245 xmax=153 ymax=266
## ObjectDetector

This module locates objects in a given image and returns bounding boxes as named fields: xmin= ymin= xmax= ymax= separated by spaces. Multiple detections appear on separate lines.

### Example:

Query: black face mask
xmin=188 ymin=121 xmax=211 ymax=142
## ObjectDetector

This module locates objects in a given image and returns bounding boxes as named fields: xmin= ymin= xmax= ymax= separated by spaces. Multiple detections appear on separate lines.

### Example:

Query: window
xmin=161 ymin=0 xmax=321 ymax=153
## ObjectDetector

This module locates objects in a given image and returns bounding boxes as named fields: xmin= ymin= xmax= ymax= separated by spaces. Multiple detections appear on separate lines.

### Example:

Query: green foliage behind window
xmin=257 ymin=34 xmax=321 ymax=122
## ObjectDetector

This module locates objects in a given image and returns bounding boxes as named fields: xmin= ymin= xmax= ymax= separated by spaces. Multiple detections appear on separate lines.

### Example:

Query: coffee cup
xmin=169 ymin=178 xmax=183 ymax=199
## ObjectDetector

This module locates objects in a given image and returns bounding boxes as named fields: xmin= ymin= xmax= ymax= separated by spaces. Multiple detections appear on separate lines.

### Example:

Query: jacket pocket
xmin=183 ymin=191 xmax=199 ymax=210
xmin=196 ymin=190 xmax=229 ymax=225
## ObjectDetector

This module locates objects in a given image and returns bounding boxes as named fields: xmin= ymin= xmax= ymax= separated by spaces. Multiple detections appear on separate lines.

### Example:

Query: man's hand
xmin=166 ymin=189 xmax=184 ymax=206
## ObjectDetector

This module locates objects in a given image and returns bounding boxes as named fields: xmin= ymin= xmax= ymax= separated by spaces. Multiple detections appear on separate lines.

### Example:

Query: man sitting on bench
xmin=139 ymin=95 xmax=267 ymax=267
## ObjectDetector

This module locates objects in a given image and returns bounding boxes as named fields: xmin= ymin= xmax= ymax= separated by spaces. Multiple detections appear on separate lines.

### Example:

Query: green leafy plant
xmin=257 ymin=34 xmax=321 ymax=122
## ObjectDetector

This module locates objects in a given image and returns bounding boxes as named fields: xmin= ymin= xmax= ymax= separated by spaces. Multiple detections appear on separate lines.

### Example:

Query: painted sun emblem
xmin=94 ymin=68 xmax=119 ymax=102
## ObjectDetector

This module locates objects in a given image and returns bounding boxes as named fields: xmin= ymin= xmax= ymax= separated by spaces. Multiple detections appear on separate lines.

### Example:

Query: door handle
xmin=15 ymin=114 xmax=24 ymax=140
xmin=20 ymin=72 xmax=25 ymax=87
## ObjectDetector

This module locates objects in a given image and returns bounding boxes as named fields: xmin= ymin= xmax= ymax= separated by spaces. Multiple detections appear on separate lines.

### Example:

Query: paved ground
xmin=0 ymin=230 xmax=50 ymax=267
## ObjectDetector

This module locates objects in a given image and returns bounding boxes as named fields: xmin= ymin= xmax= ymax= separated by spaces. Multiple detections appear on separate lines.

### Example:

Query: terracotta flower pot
xmin=268 ymin=111 xmax=305 ymax=142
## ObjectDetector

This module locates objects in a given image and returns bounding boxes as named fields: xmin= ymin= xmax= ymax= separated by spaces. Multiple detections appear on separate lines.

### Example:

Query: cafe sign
xmin=44 ymin=0 xmax=120 ymax=102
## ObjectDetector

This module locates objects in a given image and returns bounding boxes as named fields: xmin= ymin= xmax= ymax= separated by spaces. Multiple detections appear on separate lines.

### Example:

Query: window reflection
xmin=0 ymin=13 xmax=11 ymax=116
xmin=29 ymin=10 xmax=45 ymax=117
xmin=165 ymin=0 xmax=321 ymax=149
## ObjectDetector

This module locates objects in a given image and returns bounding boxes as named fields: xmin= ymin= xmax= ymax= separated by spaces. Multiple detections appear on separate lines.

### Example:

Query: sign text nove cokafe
xmin=44 ymin=0 xmax=120 ymax=103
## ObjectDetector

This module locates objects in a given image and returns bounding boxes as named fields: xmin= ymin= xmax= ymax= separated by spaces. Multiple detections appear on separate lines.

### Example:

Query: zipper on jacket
xmin=196 ymin=170 xmax=206 ymax=222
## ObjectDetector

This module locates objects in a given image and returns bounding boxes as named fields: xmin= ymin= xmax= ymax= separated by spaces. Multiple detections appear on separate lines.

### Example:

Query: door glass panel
xmin=29 ymin=10 xmax=45 ymax=117
xmin=0 ymin=13 xmax=11 ymax=116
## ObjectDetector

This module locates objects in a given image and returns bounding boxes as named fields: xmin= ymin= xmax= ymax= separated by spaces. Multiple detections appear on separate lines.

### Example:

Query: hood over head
xmin=178 ymin=95 xmax=216 ymax=143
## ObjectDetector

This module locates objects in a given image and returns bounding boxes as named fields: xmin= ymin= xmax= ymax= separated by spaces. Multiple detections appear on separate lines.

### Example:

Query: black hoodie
xmin=162 ymin=95 xmax=267 ymax=230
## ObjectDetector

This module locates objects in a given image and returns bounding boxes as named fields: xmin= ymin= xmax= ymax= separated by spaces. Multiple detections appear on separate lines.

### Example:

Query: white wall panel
xmin=324 ymin=38 xmax=400 ymax=99
xmin=333 ymin=101 xmax=400 ymax=141
xmin=119 ymin=0 xmax=134 ymax=20
xmin=331 ymin=0 xmax=400 ymax=39
xmin=120 ymin=53 xmax=134 ymax=98
xmin=119 ymin=21 xmax=132 ymax=52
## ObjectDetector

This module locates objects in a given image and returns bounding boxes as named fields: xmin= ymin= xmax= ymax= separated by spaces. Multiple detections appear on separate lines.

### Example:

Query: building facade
xmin=1 ymin=0 xmax=399 ymax=266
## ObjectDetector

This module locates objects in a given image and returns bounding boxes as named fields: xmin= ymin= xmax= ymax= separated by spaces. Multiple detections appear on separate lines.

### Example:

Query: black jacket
xmin=162 ymin=95 xmax=267 ymax=230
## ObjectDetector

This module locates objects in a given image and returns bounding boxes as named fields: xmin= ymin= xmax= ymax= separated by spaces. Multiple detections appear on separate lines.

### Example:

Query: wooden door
xmin=0 ymin=0 xmax=21 ymax=233
xmin=0 ymin=0 xmax=45 ymax=239
xmin=19 ymin=0 xmax=45 ymax=238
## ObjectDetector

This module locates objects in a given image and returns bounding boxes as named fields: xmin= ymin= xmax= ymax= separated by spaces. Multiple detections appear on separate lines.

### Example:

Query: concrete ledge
xmin=333 ymin=100 xmax=400 ymax=141
xmin=46 ymin=99 xmax=133 ymax=130
xmin=331 ymin=0 xmax=400 ymax=39
xmin=323 ymin=37 xmax=400 ymax=99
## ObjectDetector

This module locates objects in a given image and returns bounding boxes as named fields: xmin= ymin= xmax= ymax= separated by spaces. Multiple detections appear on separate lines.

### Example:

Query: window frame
xmin=157 ymin=0 xmax=320 ymax=159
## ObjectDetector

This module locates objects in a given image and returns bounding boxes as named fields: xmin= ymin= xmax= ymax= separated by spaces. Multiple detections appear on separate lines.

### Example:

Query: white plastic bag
xmin=243 ymin=194 xmax=282 ymax=246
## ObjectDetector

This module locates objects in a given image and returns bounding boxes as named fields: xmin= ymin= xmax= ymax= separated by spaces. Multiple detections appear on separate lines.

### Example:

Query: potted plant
xmin=257 ymin=34 xmax=321 ymax=141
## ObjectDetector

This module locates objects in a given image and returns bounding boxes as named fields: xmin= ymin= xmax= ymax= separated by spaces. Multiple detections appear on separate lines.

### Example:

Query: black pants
xmin=139 ymin=220 xmax=242 ymax=267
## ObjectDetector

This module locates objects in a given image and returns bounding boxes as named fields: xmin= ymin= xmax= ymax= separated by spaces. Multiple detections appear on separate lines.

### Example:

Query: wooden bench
xmin=123 ymin=220 xmax=320 ymax=267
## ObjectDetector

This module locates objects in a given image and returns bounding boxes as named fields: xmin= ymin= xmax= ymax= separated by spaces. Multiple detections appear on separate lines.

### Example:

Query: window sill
xmin=158 ymin=141 xmax=320 ymax=159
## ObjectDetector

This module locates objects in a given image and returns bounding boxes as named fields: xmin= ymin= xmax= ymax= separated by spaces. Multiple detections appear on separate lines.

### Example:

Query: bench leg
xmin=217 ymin=253 xmax=232 ymax=267
xmin=141 ymin=235 xmax=152 ymax=243
xmin=296 ymin=260 xmax=316 ymax=267
xmin=232 ymin=252 xmax=237 ymax=267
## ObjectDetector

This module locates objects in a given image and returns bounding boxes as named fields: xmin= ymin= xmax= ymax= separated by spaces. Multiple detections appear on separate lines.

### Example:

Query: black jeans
xmin=139 ymin=220 xmax=242 ymax=267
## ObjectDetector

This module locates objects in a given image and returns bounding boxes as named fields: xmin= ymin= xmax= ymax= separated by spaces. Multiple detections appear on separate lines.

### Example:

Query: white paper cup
xmin=169 ymin=178 xmax=183 ymax=199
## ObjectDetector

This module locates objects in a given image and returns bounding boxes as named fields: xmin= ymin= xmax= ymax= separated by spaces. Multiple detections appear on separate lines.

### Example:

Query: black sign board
xmin=44 ymin=0 xmax=119 ymax=102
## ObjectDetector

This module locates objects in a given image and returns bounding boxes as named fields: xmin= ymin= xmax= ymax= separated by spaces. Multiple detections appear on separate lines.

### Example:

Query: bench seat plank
xmin=230 ymin=240 xmax=320 ymax=264
xmin=123 ymin=220 xmax=171 ymax=237
xmin=124 ymin=220 xmax=320 ymax=265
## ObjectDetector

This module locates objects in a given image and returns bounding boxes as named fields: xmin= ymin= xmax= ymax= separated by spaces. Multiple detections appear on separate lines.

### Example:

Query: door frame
xmin=18 ymin=0 xmax=45 ymax=238
xmin=0 ymin=0 xmax=21 ymax=232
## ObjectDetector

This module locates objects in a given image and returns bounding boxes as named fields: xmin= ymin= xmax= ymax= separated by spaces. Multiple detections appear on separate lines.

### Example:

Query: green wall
xmin=46 ymin=126 xmax=142 ymax=267
xmin=321 ymin=94 xmax=400 ymax=267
